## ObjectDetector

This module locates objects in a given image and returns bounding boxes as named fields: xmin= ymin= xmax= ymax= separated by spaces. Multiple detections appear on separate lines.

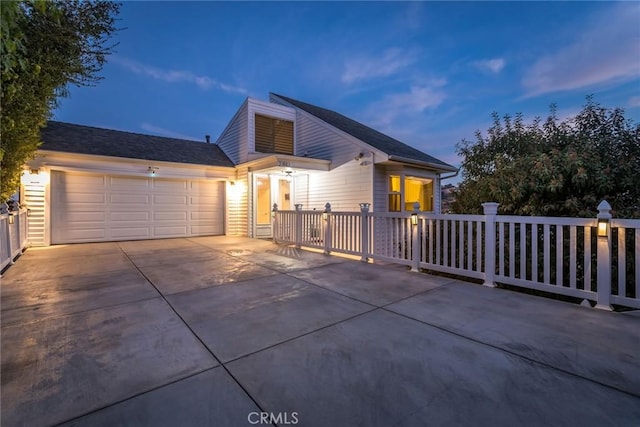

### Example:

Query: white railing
xmin=1 ymin=209 xmax=29 ymax=273
xmin=273 ymin=201 xmax=640 ymax=310
xmin=419 ymin=214 xmax=486 ymax=280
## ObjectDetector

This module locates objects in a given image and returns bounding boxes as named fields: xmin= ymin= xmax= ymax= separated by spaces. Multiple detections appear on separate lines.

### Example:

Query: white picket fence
xmin=273 ymin=201 xmax=640 ymax=310
xmin=1 ymin=210 xmax=29 ymax=274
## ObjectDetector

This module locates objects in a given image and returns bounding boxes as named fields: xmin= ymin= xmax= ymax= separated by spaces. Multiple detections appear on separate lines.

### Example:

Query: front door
xmin=254 ymin=174 xmax=293 ymax=238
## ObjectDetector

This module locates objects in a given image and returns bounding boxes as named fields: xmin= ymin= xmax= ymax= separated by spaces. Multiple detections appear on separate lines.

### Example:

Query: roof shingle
xmin=40 ymin=121 xmax=234 ymax=167
xmin=271 ymin=93 xmax=456 ymax=171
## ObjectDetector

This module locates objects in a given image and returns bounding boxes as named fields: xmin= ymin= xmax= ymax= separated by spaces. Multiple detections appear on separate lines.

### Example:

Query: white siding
xmin=22 ymin=181 xmax=47 ymax=246
xmin=373 ymin=165 xmax=387 ymax=213
xmin=293 ymin=174 xmax=309 ymax=207
xmin=434 ymin=177 xmax=441 ymax=214
xmin=227 ymin=166 xmax=249 ymax=236
xmin=216 ymin=99 xmax=248 ymax=165
xmin=307 ymin=161 xmax=373 ymax=212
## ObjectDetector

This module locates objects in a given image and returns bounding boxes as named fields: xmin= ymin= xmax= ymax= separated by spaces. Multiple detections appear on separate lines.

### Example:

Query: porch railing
xmin=1 ymin=209 xmax=29 ymax=274
xmin=273 ymin=201 xmax=640 ymax=310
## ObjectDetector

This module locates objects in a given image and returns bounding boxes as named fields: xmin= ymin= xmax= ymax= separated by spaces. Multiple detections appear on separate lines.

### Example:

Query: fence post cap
xmin=413 ymin=202 xmax=420 ymax=212
xmin=481 ymin=202 xmax=499 ymax=215
xmin=359 ymin=202 xmax=370 ymax=212
xmin=324 ymin=202 xmax=331 ymax=212
xmin=597 ymin=200 xmax=612 ymax=218
xmin=272 ymin=203 xmax=278 ymax=212
xmin=294 ymin=204 xmax=303 ymax=211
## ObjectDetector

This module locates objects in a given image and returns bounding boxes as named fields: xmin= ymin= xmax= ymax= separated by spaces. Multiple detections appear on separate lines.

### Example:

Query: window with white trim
xmin=388 ymin=175 xmax=434 ymax=212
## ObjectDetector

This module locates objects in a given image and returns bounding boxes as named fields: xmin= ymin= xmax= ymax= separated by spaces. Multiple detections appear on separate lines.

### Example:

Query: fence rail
xmin=273 ymin=201 xmax=640 ymax=310
xmin=1 ymin=210 xmax=29 ymax=273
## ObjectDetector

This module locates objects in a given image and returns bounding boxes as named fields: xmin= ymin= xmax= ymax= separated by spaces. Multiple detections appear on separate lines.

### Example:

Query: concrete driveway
xmin=1 ymin=236 xmax=639 ymax=426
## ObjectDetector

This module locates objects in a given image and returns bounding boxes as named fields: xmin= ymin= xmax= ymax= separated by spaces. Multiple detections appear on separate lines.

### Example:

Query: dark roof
xmin=271 ymin=93 xmax=456 ymax=171
xmin=40 ymin=121 xmax=234 ymax=167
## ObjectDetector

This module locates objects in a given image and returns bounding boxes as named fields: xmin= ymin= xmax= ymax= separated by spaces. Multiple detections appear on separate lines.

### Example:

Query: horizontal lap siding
xmin=216 ymin=101 xmax=248 ymax=164
xmin=294 ymin=174 xmax=309 ymax=208
xmin=308 ymin=161 xmax=372 ymax=212
xmin=228 ymin=167 xmax=249 ymax=236
xmin=23 ymin=182 xmax=47 ymax=246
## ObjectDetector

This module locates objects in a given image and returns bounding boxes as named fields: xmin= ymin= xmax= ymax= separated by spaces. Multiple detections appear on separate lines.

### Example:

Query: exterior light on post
xmin=148 ymin=166 xmax=158 ymax=177
xmin=595 ymin=200 xmax=613 ymax=311
xmin=8 ymin=213 xmax=15 ymax=224
xmin=597 ymin=217 xmax=609 ymax=237
xmin=323 ymin=201 xmax=330 ymax=221
xmin=411 ymin=212 xmax=418 ymax=226
xmin=27 ymin=209 xmax=32 ymax=217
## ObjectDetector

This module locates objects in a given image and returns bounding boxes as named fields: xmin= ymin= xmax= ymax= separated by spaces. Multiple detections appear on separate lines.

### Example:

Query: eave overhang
xmin=386 ymin=155 xmax=458 ymax=173
xmin=244 ymin=154 xmax=331 ymax=173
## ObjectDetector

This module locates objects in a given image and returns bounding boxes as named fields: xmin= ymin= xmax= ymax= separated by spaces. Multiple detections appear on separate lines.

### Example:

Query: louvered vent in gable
xmin=255 ymin=114 xmax=294 ymax=155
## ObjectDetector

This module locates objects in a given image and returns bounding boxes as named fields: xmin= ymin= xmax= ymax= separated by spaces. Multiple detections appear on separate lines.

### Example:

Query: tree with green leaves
xmin=452 ymin=98 xmax=640 ymax=218
xmin=0 ymin=0 xmax=120 ymax=202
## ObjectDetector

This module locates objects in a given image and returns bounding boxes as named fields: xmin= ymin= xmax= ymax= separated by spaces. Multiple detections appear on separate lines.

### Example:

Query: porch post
xmin=359 ymin=203 xmax=370 ymax=262
xmin=482 ymin=202 xmax=499 ymax=287
xmin=295 ymin=204 xmax=303 ymax=249
xmin=411 ymin=202 xmax=420 ymax=272
xmin=323 ymin=202 xmax=332 ymax=255
xmin=272 ymin=203 xmax=278 ymax=244
xmin=595 ymin=200 xmax=613 ymax=311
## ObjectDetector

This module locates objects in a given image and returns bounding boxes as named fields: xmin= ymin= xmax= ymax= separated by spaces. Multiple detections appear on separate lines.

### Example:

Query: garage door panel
xmin=65 ymin=212 xmax=107 ymax=222
xmin=154 ymin=226 xmax=188 ymax=237
xmin=111 ymin=227 xmax=151 ymax=239
xmin=52 ymin=172 xmax=224 ymax=243
xmin=63 ymin=229 xmax=106 ymax=241
xmin=111 ymin=194 xmax=150 ymax=204
xmin=110 ymin=177 xmax=150 ymax=190
xmin=64 ymin=193 xmax=107 ymax=204
xmin=154 ymin=180 xmax=187 ymax=191
xmin=59 ymin=174 xmax=106 ymax=186
xmin=154 ymin=195 xmax=187 ymax=205
xmin=111 ymin=212 xmax=150 ymax=221
xmin=154 ymin=211 xmax=187 ymax=221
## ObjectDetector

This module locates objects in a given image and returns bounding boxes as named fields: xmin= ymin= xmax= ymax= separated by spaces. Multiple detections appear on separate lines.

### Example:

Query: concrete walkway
xmin=1 ymin=236 xmax=639 ymax=426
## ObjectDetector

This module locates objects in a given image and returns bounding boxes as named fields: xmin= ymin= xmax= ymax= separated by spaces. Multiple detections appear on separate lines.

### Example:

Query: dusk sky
xmin=53 ymin=1 xmax=640 ymax=175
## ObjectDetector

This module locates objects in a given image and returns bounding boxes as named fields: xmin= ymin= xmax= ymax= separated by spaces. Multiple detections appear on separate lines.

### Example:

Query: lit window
xmin=405 ymin=177 xmax=433 ymax=211
xmin=388 ymin=175 xmax=434 ymax=212
xmin=388 ymin=175 xmax=401 ymax=212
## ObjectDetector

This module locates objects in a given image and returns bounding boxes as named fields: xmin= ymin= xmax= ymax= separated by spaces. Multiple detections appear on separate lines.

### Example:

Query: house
xmin=20 ymin=93 xmax=457 ymax=245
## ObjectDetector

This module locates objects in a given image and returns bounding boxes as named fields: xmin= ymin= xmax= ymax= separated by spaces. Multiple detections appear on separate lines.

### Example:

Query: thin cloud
xmin=473 ymin=58 xmax=506 ymax=74
xmin=113 ymin=57 xmax=248 ymax=95
xmin=629 ymin=96 xmax=640 ymax=108
xmin=140 ymin=123 xmax=201 ymax=141
xmin=367 ymin=81 xmax=447 ymax=128
xmin=523 ymin=3 xmax=640 ymax=97
xmin=342 ymin=48 xmax=418 ymax=84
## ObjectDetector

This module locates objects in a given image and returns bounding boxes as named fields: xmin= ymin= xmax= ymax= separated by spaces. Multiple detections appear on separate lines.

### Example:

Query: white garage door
xmin=51 ymin=171 xmax=225 ymax=244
